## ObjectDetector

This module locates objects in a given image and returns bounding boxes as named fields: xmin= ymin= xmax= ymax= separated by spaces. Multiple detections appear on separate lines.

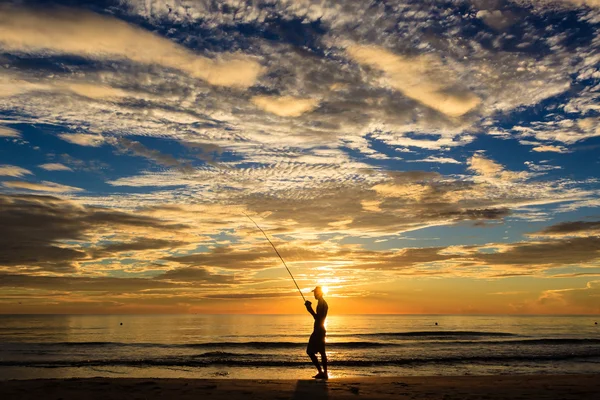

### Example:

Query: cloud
xmin=560 ymin=0 xmax=600 ymax=8
xmin=524 ymin=160 xmax=562 ymax=172
xmin=0 ymin=165 xmax=32 ymax=178
xmin=409 ymin=156 xmax=462 ymax=164
xmin=0 ymin=273 xmax=178 ymax=292
xmin=165 ymin=245 xmax=279 ymax=270
xmin=532 ymin=145 xmax=569 ymax=153
xmin=479 ymin=237 xmax=600 ymax=267
xmin=2 ymin=181 xmax=83 ymax=193
xmin=346 ymin=44 xmax=481 ymax=117
xmin=514 ymin=117 xmax=600 ymax=145
xmin=0 ymin=194 xmax=189 ymax=272
xmin=467 ymin=153 xmax=529 ymax=182
xmin=110 ymin=137 xmax=196 ymax=174
xmin=0 ymin=74 xmax=143 ymax=102
xmin=538 ymin=281 xmax=600 ymax=314
xmin=38 ymin=163 xmax=73 ymax=172
xmin=336 ymin=235 xmax=600 ymax=276
xmin=156 ymin=267 xmax=234 ymax=284
xmin=0 ymin=126 xmax=21 ymax=138
xmin=202 ymin=292 xmax=294 ymax=299
xmin=65 ymin=83 xmax=129 ymax=100
xmin=1 ymin=191 xmax=599 ymax=295
xmin=0 ymin=5 xmax=264 ymax=89
xmin=90 ymin=238 xmax=189 ymax=260
xmin=476 ymin=10 xmax=518 ymax=30
xmin=531 ymin=220 xmax=600 ymax=237
xmin=58 ymin=133 xmax=105 ymax=147
xmin=251 ymin=95 xmax=320 ymax=117
xmin=372 ymin=183 xmax=429 ymax=200
xmin=361 ymin=200 xmax=382 ymax=212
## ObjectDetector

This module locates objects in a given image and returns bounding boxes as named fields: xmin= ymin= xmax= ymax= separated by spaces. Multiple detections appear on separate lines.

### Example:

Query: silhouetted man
xmin=305 ymin=286 xmax=328 ymax=379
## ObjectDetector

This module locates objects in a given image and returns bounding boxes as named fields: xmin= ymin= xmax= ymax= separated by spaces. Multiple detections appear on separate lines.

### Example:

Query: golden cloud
xmin=0 ymin=165 xmax=32 ymax=178
xmin=346 ymin=44 xmax=480 ymax=117
xmin=468 ymin=153 xmax=529 ymax=182
xmin=0 ymin=126 xmax=21 ymax=137
xmin=38 ymin=163 xmax=73 ymax=172
xmin=538 ymin=281 xmax=600 ymax=314
xmin=562 ymin=0 xmax=600 ymax=8
xmin=0 ymin=73 xmax=135 ymax=102
xmin=371 ymin=183 xmax=428 ymax=200
xmin=532 ymin=145 xmax=568 ymax=153
xmin=251 ymin=95 xmax=320 ymax=117
xmin=65 ymin=83 xmax=129 ymax=100
xmin=361 ymin=200 xmax=382 ymax=212
xmin=3 ymin=180 xmax=84 ymax=193
xmin=58 ymin=133 xmax=105 ymax=147
xmin=0 ymin=6 xmax=264 ymax=89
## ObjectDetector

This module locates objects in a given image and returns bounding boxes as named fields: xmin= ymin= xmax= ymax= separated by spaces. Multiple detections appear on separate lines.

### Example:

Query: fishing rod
xmin=244 ymin=213 xmax=306 ymax=302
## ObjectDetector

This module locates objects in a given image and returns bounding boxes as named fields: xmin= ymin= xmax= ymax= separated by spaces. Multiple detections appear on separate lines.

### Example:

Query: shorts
xmin=306 ymin=329 xmax=326 ymax=354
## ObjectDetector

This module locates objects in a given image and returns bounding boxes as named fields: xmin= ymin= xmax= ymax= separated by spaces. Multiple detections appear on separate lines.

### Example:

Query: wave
xmin=9 ymin=341 xmax=393 ymax=349
xmin=188 ymin=341 xmax=393 ymax=349
xmin=3 ymin=352 xmax=600 ymax=369
xmin=332 ymin=331 xmax=519 ymax=338
xmin=4 ymin=338 xmax=599 ymax=350
xmin=194 ymin=351 xmax=264 ymax=358
xmin=462 ymin=338 xmax=600 ymax=345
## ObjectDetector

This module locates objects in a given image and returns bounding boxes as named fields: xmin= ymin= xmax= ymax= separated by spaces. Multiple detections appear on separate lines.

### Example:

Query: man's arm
xmin=305 ymin=300 xmax=316 ymax=319
xmin=317 ymin=301 xmax=328 ymax=320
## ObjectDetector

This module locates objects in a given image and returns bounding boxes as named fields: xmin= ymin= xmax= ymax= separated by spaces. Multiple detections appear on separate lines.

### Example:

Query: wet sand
xmin=1 ymin=374 xmax=598 ymax=400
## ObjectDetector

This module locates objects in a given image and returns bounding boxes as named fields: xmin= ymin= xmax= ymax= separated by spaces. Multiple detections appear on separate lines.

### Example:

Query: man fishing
xmin=244 ymin=214 xmax=330 ymax=379
xmin=305 ymin=286 xmax=328 ymax=379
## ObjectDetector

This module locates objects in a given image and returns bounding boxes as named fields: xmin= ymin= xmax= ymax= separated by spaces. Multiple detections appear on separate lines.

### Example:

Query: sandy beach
xmin=1 ymin=375 xmax=598 ymax=400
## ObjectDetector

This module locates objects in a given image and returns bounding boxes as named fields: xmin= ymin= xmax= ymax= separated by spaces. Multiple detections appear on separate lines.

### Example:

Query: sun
xmin=321 ymin=286 xmax=329 ymax=295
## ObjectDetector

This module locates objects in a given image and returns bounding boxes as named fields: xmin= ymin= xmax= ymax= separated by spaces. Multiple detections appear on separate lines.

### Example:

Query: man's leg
xmin=307 ymin=350 xmax=322 ymax=373
xmin=320 ymin=351 xmax=328 ymax=375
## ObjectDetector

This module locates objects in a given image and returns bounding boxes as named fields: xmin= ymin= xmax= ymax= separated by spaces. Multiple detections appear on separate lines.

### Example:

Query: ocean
xmin=0 ymin=314 xmax=599 ymax=380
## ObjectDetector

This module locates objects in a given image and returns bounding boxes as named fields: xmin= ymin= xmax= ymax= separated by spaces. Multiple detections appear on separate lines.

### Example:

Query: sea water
xmin=0 ymin=314 xmax=599 ymax=380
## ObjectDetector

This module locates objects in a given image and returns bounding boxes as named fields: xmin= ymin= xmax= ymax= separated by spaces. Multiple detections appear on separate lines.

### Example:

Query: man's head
xmin=312 ymin=286 xmax=324 ymax=300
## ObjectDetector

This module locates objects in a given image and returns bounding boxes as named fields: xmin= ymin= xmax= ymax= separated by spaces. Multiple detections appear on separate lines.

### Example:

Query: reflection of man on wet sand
xmin=305 ymin=286 xmax=328 ymax=379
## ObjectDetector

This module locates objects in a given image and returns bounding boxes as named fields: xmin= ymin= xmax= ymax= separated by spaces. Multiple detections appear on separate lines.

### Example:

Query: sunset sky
xmin=1 ymin=0 xmax=599 ymax=315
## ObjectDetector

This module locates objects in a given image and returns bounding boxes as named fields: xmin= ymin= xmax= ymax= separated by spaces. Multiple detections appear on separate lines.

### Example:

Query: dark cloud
xmin=335 ymin=236 xmax=600 ymax=274
xmin=111 ymin=138 xmax=197 ymax=174
xmin=164 ymin=245 xmax=278 ymax=270
xmin=242 ymin=176 xmax=511 ymax=236
xmin=387 ymin=171 xmax=442 ymax=182
xmin=479 ymin=237 xmax=600 ymax=267
xmin=533 ymin=220 xmax=600 ymax=236
xmin=58 ymin=154 xmax=111 ymax=174
xmin=202 ymin=292 xmax=293 ymax=299
xmin=354 ymin=236 xmax=600 ymax=273
xmin=440 ymin=208 xmax=512 ymax=221
xmin=0 ymin=273 xmax=178 ymax=292
xmin=156 ymin=267 xmax=234 ymax=284
xmin=343 ymin=247 xmax=458 ymax=271
xmin=181 ymin=141 xmax=227 ymax=168
xmin=0 ymin=268 xmax=238 ymax=293
xmin=0 ymin=194 xmax=189 ymax=272
xmin=90 ymin=238 xmax=188 ymax=259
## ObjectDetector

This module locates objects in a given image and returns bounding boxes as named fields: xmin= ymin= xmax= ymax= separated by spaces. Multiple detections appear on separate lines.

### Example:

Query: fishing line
xmin=244 ymin=213 xmax=306 ymax=302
